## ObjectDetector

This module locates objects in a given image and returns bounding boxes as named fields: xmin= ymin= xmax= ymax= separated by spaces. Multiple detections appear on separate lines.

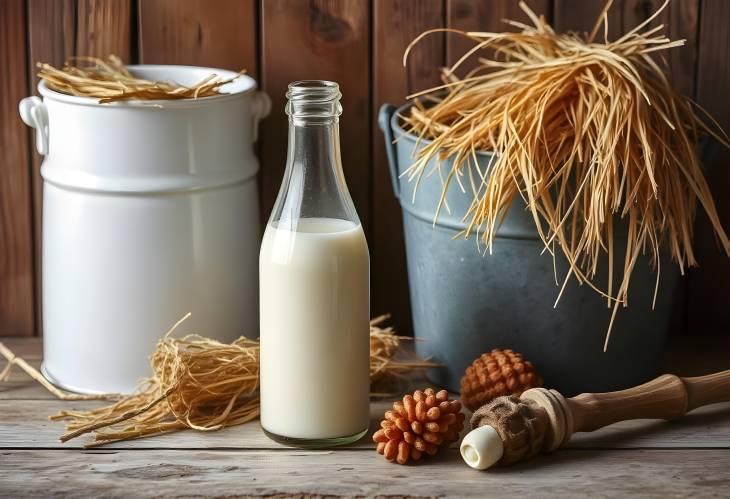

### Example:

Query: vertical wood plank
xmin=553 ymin=0 xmax=622 ymax=37
xmin=75 ymin=0 xmax=132 ymax=61
xmin=259 ymin=0 xmax=371 ymax=233
xmin=689 ymin=0 xmax=730 ymax=336
xmin=0 ymin=0 xmax=35 ymax=336
xmin=554 ymin=1 xmax=698 ymax=96
xmin=447 ymin=0 xmax=551 ymax=69
xmin=26 ymin=0 xmax=76 ymax=337
xmin=372 ymin=0 xmax=445 ymax=330
xmin=622 ymin=0 xmax=699 ymax=102
xmin=10 ymin=0 xmax=718 ymax=344
xmin=138 ymin=0 xmax=257 ymax=76
xmin=27 ymin=1 xmax=75 ymax=89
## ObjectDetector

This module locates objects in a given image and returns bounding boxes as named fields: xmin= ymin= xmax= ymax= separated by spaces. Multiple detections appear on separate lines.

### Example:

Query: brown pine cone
xmin=373 ymin=388 xmax=465 ymax=464
xmin=460 ymin=348 xmax=543 ymax=411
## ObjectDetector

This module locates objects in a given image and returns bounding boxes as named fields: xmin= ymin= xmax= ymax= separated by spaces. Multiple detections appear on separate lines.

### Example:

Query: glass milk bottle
xmin=259 ymin=81 xmax=370 ymax=447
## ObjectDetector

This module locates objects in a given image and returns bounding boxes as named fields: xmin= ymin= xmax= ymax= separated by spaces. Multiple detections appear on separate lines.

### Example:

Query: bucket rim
xmin=37 ymin=64 xmax=258 ymax=108
xmin=389 ymin=100 xmax=496 ymax=159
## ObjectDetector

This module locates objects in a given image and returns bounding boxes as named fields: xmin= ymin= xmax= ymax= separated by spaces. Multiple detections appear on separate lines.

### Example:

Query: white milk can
xmin=19 ymin=65 xmax=270 ymax=394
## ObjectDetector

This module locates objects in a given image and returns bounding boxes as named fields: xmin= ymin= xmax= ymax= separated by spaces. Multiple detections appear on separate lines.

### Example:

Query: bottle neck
xmin=287 ymin=117 xmax=342 ymax=177
xmin=268 ymin=80 xmax=359 ymax=228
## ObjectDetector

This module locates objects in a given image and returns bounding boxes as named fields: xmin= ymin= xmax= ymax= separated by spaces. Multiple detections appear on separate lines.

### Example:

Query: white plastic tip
xmin=460 ymin=424 xmax=504 ymax=470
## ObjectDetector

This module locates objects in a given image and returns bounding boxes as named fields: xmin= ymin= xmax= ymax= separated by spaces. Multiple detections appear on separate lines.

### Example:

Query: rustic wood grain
xmin=1 ymin=448 xmax=729 ymax=498
xmin=0 ymin=399 xmax=386 ymax=449
xmin=26 ymin=0 xmax=77 ymax=338
xmin=447 ymin=0 xmax=551 ymax=69
xmin=5 ymin=0 xmax=729 ymax=345
xmin=0 ymin=0 xmax=35 ymax=337
xmin=0 ymin=381 xmax=47 ymax=400
xmin=622 ymin=0 xmax=699 ymax=98
xmin=553 ymin=0 xmax=622 ymax=37
xmin=0 ymin=356 xmax=46 ymax=399
xmin=75 ymin=0 xmax=132 ymax=61
xmin=0 ymin=338 xmax=42 ymax=361
xmin=1 ymin=398 xmax=728 ymax=451
xmin=259 ymin=0 xmax=371 ymax=235
xmin=1 ymin=338 xmax=730 ymax=496
xmin=555 ymin=1 xmax=699 ymax=96
xmin=2 ymin=339 xmax=729 ymax=452
xmin=566 ymin=373 xmax=730 ymax=434
xmin=138 ymin=0 xmax=258 ymax=76
xmin=27 ymin=0 xmax=76 ymax=89
xmin=553 ymin=0 xmax=698 ymax=95
xmin=371 ymin=0 xmax=445 ymax=332
xmin=688 ymin=0 xmax=730 ymax=337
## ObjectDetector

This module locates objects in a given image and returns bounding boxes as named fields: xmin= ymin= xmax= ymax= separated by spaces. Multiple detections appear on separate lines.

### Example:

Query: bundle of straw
xmin=53 ymin=315 xmax=261 ymax=446
xmin=402 ymin=0 xmax=729 ymax=346
xmin=369 ymin=314 xmax=434 ymax=383
xmin=38 ymin=55 xmax=242 ymax=102
xmin=0 ymin=314 xmax=431 ymax=447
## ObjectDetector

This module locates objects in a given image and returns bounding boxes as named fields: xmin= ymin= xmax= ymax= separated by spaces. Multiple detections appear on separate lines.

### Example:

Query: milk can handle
xmin=378 ymin=103 xmax=400 ymax=199
xmin=251 ymin=91 xmax=272 ymax=142
xmin=19 ymin=97 xmax=49 ymax=156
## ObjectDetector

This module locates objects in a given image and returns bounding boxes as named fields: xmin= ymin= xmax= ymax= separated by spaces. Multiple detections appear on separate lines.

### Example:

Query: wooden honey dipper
xmin=460 ymin=370 xmax=730 ymax=469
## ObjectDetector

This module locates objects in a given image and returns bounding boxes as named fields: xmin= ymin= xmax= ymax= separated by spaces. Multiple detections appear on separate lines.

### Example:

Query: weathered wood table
xmin=1 ymin=337 xmax=729 ymax=498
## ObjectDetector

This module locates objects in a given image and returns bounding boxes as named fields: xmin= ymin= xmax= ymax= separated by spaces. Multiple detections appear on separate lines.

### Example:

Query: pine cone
xmin=460 ymin=348 xmax=543 ymax=411
xmin=373 ymin=388 xmax=465 ymax=464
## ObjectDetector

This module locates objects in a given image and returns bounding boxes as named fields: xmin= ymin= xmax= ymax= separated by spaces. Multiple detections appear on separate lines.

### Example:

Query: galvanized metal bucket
xmin=379 ymin=102 xmax=679 ymax=395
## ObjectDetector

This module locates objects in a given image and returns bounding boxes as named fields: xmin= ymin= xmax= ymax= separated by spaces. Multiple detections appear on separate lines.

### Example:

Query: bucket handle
xmin=19 ymin=97 xmax=49 ymax=156
xmin=378 ymin=103 xmax=400 ymax=199
xmin=251 ymin=91 xmax=272 ymax=142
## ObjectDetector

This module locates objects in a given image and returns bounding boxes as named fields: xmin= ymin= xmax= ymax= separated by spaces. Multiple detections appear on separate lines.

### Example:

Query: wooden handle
xmin=567 ymin=370 xmax=730 ymax=434
xmin=684 ymin=370 xmax=730 ymax=411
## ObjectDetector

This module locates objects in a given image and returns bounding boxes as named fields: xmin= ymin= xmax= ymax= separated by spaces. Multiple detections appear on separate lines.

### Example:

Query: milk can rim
xmin=37 ymin=64 xmax=258 ymax=108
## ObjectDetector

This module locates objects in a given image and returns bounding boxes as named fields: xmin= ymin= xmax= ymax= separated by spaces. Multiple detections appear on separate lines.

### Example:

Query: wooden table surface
xmin=1 ymin=337 xmax=729 ymax=498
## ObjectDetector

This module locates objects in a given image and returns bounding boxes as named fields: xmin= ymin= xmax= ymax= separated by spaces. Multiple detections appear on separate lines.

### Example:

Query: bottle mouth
xmin=286 ymin=80 xmax=342 ymax=119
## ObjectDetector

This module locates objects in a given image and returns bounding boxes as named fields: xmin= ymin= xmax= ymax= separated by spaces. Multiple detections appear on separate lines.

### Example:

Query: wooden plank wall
xmin=1 ymin=0 xmax=728 ymax=337
xmin=0 ymin=0 xmax=34 ymax=337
